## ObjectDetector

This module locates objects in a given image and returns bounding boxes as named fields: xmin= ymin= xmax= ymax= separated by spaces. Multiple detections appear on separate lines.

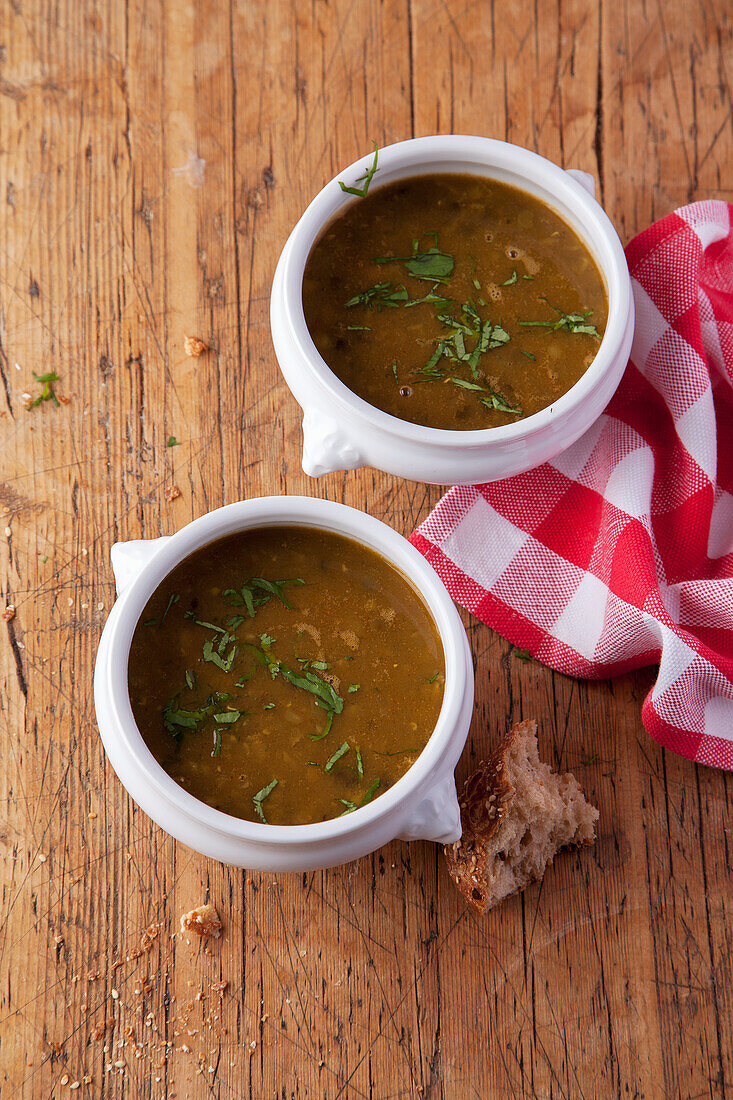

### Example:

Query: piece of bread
xmin=445 ymin=719 xmax=599 ymax=914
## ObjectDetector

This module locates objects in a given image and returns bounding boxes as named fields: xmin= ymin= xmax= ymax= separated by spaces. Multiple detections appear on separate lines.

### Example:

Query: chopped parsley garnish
xmin=419 ymin=304 xmax=510 ymax=383
xmin=415 ymin=345 xmax=446 ymax=380
xmin=213 ymin=710 xmax=242 ymax=724
xmin=202 ymin=638 xmax=237 ymax=671
xmin=345 ymin=283 xmax=408 ymax=310
xmin=360 ymin=779 xmax=380 ymax=806
xmin=402 ymin=284 xmax=453 ymax=309
xmin=520 ymin=350 xmax=536 ymax=360
xmin=297 ymin=655 xmax=329 ymax=671
xmin=427 ymin=672 xmax=439 ymax=683
xmin=252 ymin=778 xmax=278 ymax=823
xmin=259 ymin=633 xmax=275 ymax=649
xmin=167 ymin=435 xmax=180 ymax=447
xmin=185 ymin=610 xmax=227 ymax=634
xmin=310 ymin=711 xmax=334 ymax=741
xmin=160 ymin=592 xmax=179 ymax=624
xmin=212 ymin=728 xmax=222 ymax=757
xmin=347 ymin=324 xmax=371 ymax=331
xmin=519 ymin=305 xmax=601 ymax=336
xmin=338 ymin=778 xmax=380 ymax=815
xmin=449 ymin=377 xmax=485 ymax=391
xmin=502 ymin=270 xmax=518 ymax=285
xmin=162 ymin=694 xmax=220 ymax=741
xmin=185 ymin=669 xmax=196 ymax=691
xmin=263 ymin=702 xmax=276 ymax=710
xmin=481 ymin=391 xmax=523 ymax=416
xmin=355 ymin=747 xmax=364 ymax=776
xmin=348 ymin=684 xmax=360 ymax=693
xmin=279 ymin=663 xmax=344 ymax=714
xmin=338 ymin=141 xmax=379 ymax=198
xmin=514 ymin=647 xmax=532 ymax=662
xmin=223 ymin=577 xmax=304 ymax=616
xmin=375 ymin=238 xmax=455 ymax=283
xmin=325 ymin=741 xmax=350 ymax=772
xmin=27 ymin=371 xmax=61 ymax=409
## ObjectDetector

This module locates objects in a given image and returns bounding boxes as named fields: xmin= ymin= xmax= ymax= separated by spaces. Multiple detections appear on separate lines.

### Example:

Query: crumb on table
xmin=180 ymin=903 xmax=222 ymax=939
xmin=164 ymin=485 xmax=181 ymax=503
xmin=184 ymin=335 xmax=209 ymax=357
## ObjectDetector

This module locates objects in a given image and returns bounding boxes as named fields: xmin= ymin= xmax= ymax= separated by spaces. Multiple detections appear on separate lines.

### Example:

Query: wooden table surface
xmin=1 ymin=2 xmax=732 ymax=1097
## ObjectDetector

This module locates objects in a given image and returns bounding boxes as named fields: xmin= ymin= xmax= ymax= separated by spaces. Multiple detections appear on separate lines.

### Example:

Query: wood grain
xmin=1 ymin=1 xmax=731 ymax=1097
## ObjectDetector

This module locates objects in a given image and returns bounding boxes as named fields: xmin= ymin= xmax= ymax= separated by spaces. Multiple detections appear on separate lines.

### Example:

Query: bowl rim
xmin=100 ymin=497 xmax=472 ymax=843
xmin=278 ymin=133 xmax=631 ymax=445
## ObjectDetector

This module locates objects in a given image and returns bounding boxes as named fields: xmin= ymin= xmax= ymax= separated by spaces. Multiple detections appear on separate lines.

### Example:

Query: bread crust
xmin=445 ymin=719 xmax=595 ymax=914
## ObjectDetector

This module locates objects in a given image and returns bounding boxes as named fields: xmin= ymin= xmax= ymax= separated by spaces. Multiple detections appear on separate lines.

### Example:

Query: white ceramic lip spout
xmin=270 ymin=135 xmax=635 ymax=486
xmin=94 ymin=498 xmax=474 ymax=870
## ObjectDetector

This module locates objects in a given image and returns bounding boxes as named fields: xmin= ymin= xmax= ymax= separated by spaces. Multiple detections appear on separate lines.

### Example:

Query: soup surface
xmin=128 ymin=526 xmax=444 ymax=825
xmin=302 ymin=173 xmax=608 ymax=430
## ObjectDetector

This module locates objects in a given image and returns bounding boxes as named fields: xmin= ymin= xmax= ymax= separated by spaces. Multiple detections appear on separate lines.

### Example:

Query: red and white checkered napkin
xmin=411 ymin=201 xmax=733 ymax=770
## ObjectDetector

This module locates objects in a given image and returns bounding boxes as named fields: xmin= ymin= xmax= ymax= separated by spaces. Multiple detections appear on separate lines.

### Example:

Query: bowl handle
xmin=396 ymin=774 xmax=462 ymax=845
xmin=301 ymin=408 xmax=364 ymax=478
xmin=565 ymin=168 xmax=596 ymax=198
xmin=110 ymin=537 xmax=172 ymax=596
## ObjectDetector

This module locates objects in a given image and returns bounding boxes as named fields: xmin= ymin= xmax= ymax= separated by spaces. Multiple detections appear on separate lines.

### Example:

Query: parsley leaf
xmin=481 ymin=391 xmax=523 ymax=416
xmin=345 ymin=283 xmax=408 ymax=310
xmin=325 ymin=741 xmax=350 ymax=772
xmin=28 ymin=371 xmax=61 ymax=409
xmin=278 ymin=663 xmax=344 ymax=714
xmin=252 ymin=778 xmax=278 ymax=823
xmin=338 ymin=141 xmax=379 ymax=198
xmin=375 ymin=245 xmax=455 ymax=283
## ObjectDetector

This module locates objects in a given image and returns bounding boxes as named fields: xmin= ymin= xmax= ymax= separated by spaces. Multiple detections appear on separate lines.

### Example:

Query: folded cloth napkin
xmin=410 ymin=201 xmax=733 ymax=770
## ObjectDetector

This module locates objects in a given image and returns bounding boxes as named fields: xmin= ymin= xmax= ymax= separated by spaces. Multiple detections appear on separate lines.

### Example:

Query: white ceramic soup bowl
xmin=271 ymin=134 xmax=634 ymax=485
xmin=94 ymin=497 xmax=474 ymax=871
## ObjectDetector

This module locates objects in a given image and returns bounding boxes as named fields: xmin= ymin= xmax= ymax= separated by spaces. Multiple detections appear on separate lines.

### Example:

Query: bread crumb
xmin=164 ymin=485 xmax=181 ymax=503
xmin=180 ymin=903 xmax=222 ymax=939
xmin=211 ymin=979 xmax=229 ymax=994
xmin=184 ymin=336 xmax=208 ymax=357
xmin=2 ymin=605 xmax=15 ymax=622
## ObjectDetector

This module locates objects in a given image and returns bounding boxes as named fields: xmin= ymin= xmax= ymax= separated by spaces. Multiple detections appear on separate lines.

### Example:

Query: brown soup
xmin=302 ymin=173 xmax=608 ymax=430
xmin=128 ymin=526 xmax=444 ymax=826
